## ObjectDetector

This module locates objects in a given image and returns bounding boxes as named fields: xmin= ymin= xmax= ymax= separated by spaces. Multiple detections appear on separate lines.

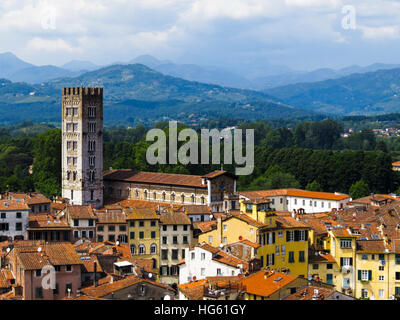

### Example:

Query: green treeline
xmin=0 ymin=119 xmax=399 ymax=200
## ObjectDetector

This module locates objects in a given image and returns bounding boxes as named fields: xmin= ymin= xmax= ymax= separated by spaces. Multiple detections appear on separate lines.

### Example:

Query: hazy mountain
xmin=255 ymin=63 xmax=400 ymax=89
xmin=8 ymin=65 xmax=81 ymax=84
xmin=265 ymin=68 xmax=400 ymax=115
xmin=61 ymin=60 xmax=100 ymax=72
xmin=129 ymin=55 xmax=172 ymax=68
xmin=0 ymin=64 xmax=315 ymax=125
xmin=0 ymin=52 xmax=34 ymax=78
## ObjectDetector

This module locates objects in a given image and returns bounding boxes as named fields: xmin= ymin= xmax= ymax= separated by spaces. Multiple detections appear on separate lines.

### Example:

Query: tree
xmin=349 ymin=179 xmax=370 ymax=200
xmin=32 ymin=129 xmax=61 ymax=198
xmin=305 ymin=180 xmax=322 ymax=192
xmin=247 ymin=165 xmax=301 ymax=190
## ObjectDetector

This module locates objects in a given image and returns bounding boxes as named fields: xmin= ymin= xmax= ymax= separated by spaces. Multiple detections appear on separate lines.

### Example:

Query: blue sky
xmin=1 ymin=0 xmax=400 ymax=72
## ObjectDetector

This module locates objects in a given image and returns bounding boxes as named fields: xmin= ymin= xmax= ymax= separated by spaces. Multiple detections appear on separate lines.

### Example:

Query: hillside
xmin=0 ymin=64 xmax=315 ymax=125
xmin=265 ymin=68 xmax=400 ymax=115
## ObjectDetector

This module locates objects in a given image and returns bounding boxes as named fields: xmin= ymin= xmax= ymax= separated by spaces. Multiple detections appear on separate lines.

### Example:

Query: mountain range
xmin=265 ymin=68 xmax=400 ymax=115
xmin=1 ymin=52 xmax=400 ymax=124
xmin=1 ymin=52 xmax=399 ymax=90
xmin=0 ymin=64 xmax=313 ymax=125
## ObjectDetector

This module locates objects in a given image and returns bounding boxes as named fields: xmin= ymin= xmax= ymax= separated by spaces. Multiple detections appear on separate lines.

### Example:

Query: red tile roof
xmin=240 ymin=189 xmax=350 ymax=201
xmin=80 ymin=275 xmax=174 ymax=298
xmin=240 ymin=270 xmax=298 ymax=298
xmin=104 ymin=169 xmax=207 ymax=188
xmin=67 ymin=205 xmax=97 ymax=219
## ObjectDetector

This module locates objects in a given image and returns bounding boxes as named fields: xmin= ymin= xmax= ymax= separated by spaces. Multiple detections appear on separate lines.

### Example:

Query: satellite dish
xmin=6 ymin=247 xmax=10 ymax=253
xmin=116 ymin=241 xmax=120 ymax=246
xmin=193 ymin=276 xmax=197 ymax=281
xmin=164 ymin=295 xmax=171 ymax=300
xmin=239 ymin=236 xmax=243 ymax=241
xmin=209 ymin=215 xmax=213 ymax=220
xmin=148 ymin=273 xmax=153 ymax=279
xmin=37 ymin=247 xmax=42 ymax=253
xmin=219 ymin=244 xmax=224 ymax=249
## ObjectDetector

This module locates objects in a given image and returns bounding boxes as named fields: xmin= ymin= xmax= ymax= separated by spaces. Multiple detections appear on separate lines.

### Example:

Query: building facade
xmin=0 ymin=200 xmax=30 ymax=241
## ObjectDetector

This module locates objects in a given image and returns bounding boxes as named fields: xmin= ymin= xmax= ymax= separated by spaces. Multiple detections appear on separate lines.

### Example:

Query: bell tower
xmin=61 ymin=87 xmax=103 ymax=208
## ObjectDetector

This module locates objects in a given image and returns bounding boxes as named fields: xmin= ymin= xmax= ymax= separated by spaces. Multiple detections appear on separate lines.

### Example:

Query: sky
xmin=1 ymin=0 xmax=400 ymax=73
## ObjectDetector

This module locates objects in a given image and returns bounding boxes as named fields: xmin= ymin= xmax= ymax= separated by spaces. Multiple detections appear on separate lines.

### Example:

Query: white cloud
xmin=26 ymin=37 xmax=81 ymax=53
xmin=0 ymin=0 xmax=398 ymax=69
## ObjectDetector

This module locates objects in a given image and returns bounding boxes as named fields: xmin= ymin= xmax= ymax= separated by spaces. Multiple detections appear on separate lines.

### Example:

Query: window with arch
xmin=171 ymin=193 xmax=175 ymax=202
xmin=150 ymin=243 xmax=157 ymax=254
xmin=162 ymin=191 xmax=166 ymax=201
xmin=130 ymin=245 xmax=136 ymax=254
xmin=191 ymin=194 xmax=195 ymax=204
xmin=139 ymin=244 xmax=146 ymax=255
xmin=135 ymin=189 xmax=139 ymax=198
xmin=67 ymin=171 xmax=71 ymax=180
xmin=153 ymin=191 xmax=157 ymax=200
xmin=201 ymin=196 xmax=205 ymax=205
xmin=181 ymin=194 xmax=185 ymax=203
xmin=144 ymin=190 xmax=148 ymax=199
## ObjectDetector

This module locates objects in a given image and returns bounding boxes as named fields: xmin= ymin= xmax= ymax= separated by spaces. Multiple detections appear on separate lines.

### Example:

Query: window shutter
xmin=340 ymin=258 xmax=343 ymax=267
xmin=368 ymin=270 xmax=372 ymax=281
xmin=349 ymin=258 xmax=353 ymax=266
xmin=304 ymin=230 xmax=308 ymax=241
xmin=294 ymin=230 xmax=299 ymax=241
xmin=272 ymin=253 xmax=275 ymax=266
xmin=358 ymin=270 xmax=361 ymax=280
xmin=272 ymin=232 xmax=275 ymax=244
xmin=286 ymin=231 xmax=290 ymax=241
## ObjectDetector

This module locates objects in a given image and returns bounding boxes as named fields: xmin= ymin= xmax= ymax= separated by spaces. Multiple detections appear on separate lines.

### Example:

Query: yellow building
xmin=126 ymin=208 xmax=160 ymax=270
xmin=308 ymin=251 xmax=339 ymax=285
xmin=327 ymin=228 xmax=357 ymax=296
xmin=197 ymin=211 xmax=265 ymax=247
xmin=238 ymin=198 xmax=310 ymax=277
xmin=257 ymin=215 xmax=310 ymax=277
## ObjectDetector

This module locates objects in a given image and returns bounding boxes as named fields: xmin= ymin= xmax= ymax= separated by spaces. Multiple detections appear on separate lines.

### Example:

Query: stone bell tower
xmin=61 ymin=87 xmax=103 ymax=208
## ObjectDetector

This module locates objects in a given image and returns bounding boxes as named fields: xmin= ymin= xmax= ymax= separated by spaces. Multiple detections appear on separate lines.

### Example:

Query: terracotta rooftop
xmin=5 ymin=192 xmax=51 ymax=205
xmin=183 ymin=205 xmax=211 ymax=215
xmin=229 ymin=211 xmax=266 ymax=228
xmin=198 ymin=243 xmax=249 ymax=270
xmin=67 ymin=205 xmax=97 ymax=220
xmin=240 ymin=189 xmax=350 ymax=201
xmin=80 ymin=255 xmax=103 ymax=273
xmin=125 ymin=208 xmax=159 ymax=220
xmin=308 ymin=252 xmax=336 ymax=263
xmin=160 ymin=211 xmax=191 ymax=225
xmin=28 ymin=213 xmax=70 ymax=229
xmin=178 ymin=279 xmax=208 ymax=300
xmin=193 ymin=220 xmax=217 ymax=233
xmin=0 ymin=269 xmax=14 ymax=289
xmin=201 ymin=170 xmax=235 ymax=179
xmin=275 ymin=216 xmax=310 ymax=229
xmin=103 ymin=169 xmax=207 ymax=188
xmin=284 ymin=286 xmax=336 ymax=300
xmin=80 ymin=274 xmax=174 ymax=298
xmin=13 ymin=242 xmax=82 ymax=270
xmin=0 ymin=199 xmax=29 ymax=211
xmin=95 ymin=211 xmax=127 ymax=224
xmin=356 ymin=239 xmax=387 ymax=253
xmin=240 ymin=270 xmax=298 ymax=298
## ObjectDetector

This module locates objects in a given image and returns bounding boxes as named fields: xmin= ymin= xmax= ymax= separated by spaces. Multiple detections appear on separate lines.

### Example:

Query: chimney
xmin=93 ymin=261 xmax=97 ymax=287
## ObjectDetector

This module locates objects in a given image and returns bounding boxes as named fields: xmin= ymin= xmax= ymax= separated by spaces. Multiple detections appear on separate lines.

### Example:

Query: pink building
xmin=8 ymin=242 xmax=82 ymax=300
